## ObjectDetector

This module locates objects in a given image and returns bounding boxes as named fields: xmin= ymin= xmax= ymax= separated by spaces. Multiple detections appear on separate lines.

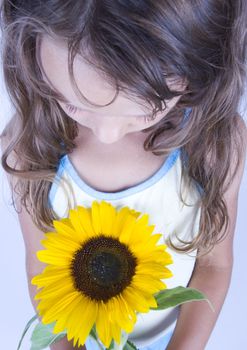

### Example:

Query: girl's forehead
xmin=38 ymin=35 xmax=152 ymax=115
xmin=38 ymin=35 xmax=186 ymax=116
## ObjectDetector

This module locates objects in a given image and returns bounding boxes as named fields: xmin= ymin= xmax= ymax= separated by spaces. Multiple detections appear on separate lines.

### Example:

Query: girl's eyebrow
xmin=46 ymin=77 xmax=152 ymax=117
xmin=56 ymin=93 xmax=151 ymax=117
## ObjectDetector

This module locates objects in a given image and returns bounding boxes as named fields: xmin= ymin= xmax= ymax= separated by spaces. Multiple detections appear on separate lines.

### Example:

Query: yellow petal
xmin=41 ymin=291 xmax=79 ymax=324
xmin=104 ymin=297 xmax=116 ymax=323
xmin=99 ymin=201 xmax=117 ymax=236
xmin=118 ymin=294 xmax=137 ymax=328
xmin=36 ymin=250 xmax=73 ymax=266
xmin=136 ymin=230 xmax=163 ymax=248
xmin=53 ymin=220 xmax=77 ymax=238
xmin=145 ymin=294 xmax=158 ymax=308
xmin=35 ymin=277 xmax=74 ymax=300
xmin=136 ymin=264 xmax=173 ymax=278
xmin=69 ymin=209 xmax=88 ymax=241
xmin=40 ymin=235 xmax=80 ymax=253
xmin=110 ymin=295 xmax=135 ymax=333
xmin=112 ymin=207 xmax=133 ymax=237
xmin=52 ymin=295 xmax=83 ymax=333
xmin=122 ymin=287 xmax=150 ymax=313
xmin=31 ymin=268 xmax=70 ymax=287
xmin=128 ymin=224 xmax=156 ymax=247
xmin=131 ymin=246 xmax=173 ymax=264
xmin=66 ymin=297 xmax=98 ymax=347
xmin=96 ymin=301 xmax=113 ymax=348
xmin=108 ymin=320 xmax=122 ymax=345
xmin=135 ymin=213 xmax=149 ymax=228
xmin=119 ymin=215 xmax=137 ymax=245
xmin=77 ymin=206 xmax=96 ymax=237
xmin=147 ymin=233 xmax=163 ymax=245
xmin=132 ymin=275 xmax=166 ymax=293
xmin=91 ymin=201 xmax=102 ymax=235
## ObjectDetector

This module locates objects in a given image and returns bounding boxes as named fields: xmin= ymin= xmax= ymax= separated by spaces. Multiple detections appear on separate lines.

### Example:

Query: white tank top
xmin=48 ymin=108 xmax=202 ymax=348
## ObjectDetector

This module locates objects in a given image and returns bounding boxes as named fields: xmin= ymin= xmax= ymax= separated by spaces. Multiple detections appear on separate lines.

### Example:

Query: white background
xmin=0 ymin=42 xmax=247 ymax=350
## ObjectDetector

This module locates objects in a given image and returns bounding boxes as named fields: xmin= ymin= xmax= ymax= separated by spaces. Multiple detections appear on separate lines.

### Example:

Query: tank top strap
xmin=181 ymin=107 xmax=192 ymax=126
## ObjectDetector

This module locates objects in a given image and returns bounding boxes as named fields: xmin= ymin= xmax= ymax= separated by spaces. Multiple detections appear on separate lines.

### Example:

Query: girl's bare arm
xmin=166 ymin=117 xmax=247 ymax=349
xmin=166 ymin=264 xmax=232 ymax=350
xmin=1 ymin=136 xmax=87 ymax=350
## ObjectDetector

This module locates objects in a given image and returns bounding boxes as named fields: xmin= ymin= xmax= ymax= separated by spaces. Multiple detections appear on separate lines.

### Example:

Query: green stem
xmin=17 ymin=314 xmax=39 ymax=350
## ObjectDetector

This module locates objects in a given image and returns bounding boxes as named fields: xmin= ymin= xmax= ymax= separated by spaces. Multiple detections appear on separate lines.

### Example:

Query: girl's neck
xmin=68 ymin=125 xmax=168 ymax=193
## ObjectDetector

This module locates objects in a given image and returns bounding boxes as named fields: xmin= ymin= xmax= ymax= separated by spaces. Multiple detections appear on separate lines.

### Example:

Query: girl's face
xmin=39 ymin=35 xmax=187 ymax=144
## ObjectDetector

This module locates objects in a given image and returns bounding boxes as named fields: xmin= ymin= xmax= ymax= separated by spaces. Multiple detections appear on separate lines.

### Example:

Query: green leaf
xmin=17 ymin=314 xmax=39 ymax=350
xmin=89 ymin=324 xmax=98 ymax=341
xmin=151 ymin=286 xmax=215 ymax=312
xmin=30 ymin=321 xmax=67 ymax=350
xmin=106 ymin=340 xmax=115 ymax=350
xmin=123 ymin=340 xmax=139 ymax=350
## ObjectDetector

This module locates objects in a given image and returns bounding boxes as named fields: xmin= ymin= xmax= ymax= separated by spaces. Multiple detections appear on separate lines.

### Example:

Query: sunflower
xmin=31 ymin=200 xmax=173 ymax=348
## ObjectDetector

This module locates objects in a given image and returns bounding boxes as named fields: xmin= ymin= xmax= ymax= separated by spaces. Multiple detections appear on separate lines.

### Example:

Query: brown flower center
xmin=70 ymin=235 xmax=138 ymax=302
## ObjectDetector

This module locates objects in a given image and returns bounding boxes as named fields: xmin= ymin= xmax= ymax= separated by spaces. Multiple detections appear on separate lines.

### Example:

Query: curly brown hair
xmin=0 ymin=0 xmax=246 ymax=258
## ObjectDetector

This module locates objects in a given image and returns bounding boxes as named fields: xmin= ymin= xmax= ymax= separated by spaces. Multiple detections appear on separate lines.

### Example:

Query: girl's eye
xmin=65 ymin=104 xmax=78 ymax=114
xmin=65 ymin=103 xmax=155 ymax=123
xmin=141 ymin=114 xmax=156 ymax=123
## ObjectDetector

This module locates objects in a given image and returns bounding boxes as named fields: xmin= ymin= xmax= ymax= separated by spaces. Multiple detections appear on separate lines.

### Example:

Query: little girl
xmin=1 ymin=1 xmax=247 ymax=349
